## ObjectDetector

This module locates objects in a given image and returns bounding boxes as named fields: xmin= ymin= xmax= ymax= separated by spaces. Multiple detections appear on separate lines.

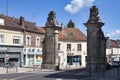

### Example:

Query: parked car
xmin=111 ymin=61 xmax=120 ymax=67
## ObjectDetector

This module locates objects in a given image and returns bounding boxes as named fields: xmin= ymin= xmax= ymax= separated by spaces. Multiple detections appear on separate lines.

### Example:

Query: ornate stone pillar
xmin=42 ymin=11 xmax=60 ymax=70
xmin=84 ymin=6 xmax=106 ymax=72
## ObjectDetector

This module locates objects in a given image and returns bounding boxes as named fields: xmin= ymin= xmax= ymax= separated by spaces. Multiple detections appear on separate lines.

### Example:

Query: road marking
xmin=3 ymin=79 xmax=14 ymax=80
xmin=56 ymin=79 xmax=62 ymax=80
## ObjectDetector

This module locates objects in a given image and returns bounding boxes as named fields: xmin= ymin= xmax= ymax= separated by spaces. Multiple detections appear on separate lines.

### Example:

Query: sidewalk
xmin=0 ymin=67 xmax=34 ymax=74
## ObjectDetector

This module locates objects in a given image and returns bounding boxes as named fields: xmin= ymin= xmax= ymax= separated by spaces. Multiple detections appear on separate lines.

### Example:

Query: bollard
xmin=16 ymin=66 xmax=18 ymax=73
xmin=6 ymin=66 xmax=8 ymax=74
xmin=33 ymin=65 xmax=35 ymax=71
xmin=40 ymin=65 xmax=42 ymax=71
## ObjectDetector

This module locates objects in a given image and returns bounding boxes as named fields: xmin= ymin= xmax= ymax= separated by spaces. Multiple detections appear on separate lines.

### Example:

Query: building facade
xmin=18 ymin=17 xmax=45 ymax=66
xmin=0 ymin=14 xmax=45 ymax=67
xmin=106 ymin=38 xmax=120 ymax=63
xmin=58 ymin=28 xmax=87 ymax=68
xmin=0 ymin=14 xmax=24 ymax=66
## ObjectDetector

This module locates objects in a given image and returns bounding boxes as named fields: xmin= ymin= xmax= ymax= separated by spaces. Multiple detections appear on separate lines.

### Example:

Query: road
xmin=0 ymin=68 xmax=88 ymax=80
xmin=0 ymin=67 xmax=120 ymax=80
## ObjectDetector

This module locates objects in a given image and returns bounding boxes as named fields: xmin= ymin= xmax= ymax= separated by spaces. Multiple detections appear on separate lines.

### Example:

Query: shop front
xmin=23 ymin=48 xmax=42 ymax=66
xmin=67 ymin=54 xmax=81 ymax=66
xmin=0 ymin=46 xmax=23 ymax=67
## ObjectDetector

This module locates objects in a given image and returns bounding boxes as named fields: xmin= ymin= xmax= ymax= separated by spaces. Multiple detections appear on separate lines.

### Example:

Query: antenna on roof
xmin=6 ymin=0 xmax=8 ymax=16
xmin=32 ymin=13 xmax=37 ymax=22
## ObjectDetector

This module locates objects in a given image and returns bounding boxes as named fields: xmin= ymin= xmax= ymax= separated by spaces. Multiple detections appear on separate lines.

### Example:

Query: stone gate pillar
xmin=84 ymin=6 xmax=106 ymax=72
xmin=42 ymin=11 xmax=60 ymax=70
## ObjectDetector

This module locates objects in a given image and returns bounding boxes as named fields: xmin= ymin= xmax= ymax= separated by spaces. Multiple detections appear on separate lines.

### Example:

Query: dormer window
xmin=0 ymin=18 xmax=4 ymax=26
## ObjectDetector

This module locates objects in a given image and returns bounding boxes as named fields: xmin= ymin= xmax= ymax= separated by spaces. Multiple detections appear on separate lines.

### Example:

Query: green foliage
xmin=67 ymin=19 xmax=75 ymax=28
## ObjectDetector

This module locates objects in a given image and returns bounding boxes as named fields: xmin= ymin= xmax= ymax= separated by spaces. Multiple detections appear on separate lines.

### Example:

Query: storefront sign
xmin=0 ymin=47 xmax=7 ymax=52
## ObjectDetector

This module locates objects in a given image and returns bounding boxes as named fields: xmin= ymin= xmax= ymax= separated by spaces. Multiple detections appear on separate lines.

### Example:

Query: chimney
xmin=20 ymin=16 xmax=25 ymax=27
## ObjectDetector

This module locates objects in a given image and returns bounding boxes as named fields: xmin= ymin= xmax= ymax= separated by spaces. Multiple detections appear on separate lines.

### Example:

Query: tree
xmin=67 ymin=19 xmax=75 ymax=28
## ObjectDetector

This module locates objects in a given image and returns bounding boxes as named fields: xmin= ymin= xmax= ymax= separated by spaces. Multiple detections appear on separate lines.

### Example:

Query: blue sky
xmin=0 ymin=0 xmax=120 ymax=40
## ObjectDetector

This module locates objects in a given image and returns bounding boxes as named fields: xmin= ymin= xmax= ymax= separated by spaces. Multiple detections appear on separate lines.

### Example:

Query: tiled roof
xmin=59 ymin=28 xmax=87 ymax=42
xmin=0 ymin=14 xmax=44 ymax=34
xmin=109 ymin=40 xmax=117 ymax=47
xmin=37 ymin=27 xmax=86 ymax=42
xmin=38 ymin=27 xmax=46 ymax=33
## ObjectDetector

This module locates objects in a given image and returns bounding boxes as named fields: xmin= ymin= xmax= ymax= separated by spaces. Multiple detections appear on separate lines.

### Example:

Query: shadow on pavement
xmin=44 ymin=68 xmax=89 ymax=80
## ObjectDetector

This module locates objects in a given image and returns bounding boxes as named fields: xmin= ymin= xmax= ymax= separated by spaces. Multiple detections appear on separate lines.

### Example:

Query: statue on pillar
xmin=87 ymin=6 xmax=101 ymax=23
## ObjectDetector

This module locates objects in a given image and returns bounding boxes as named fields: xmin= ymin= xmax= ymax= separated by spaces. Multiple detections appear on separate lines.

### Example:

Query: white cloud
xmin=106 ymin=30 xmax=120 ymax=38
xmin=64 ymin=0 xmax=95 ymax=14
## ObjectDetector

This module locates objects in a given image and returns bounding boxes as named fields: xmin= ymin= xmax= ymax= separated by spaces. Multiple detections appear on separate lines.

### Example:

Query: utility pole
xmin=6 ymin=0 xmax=8 ymax=16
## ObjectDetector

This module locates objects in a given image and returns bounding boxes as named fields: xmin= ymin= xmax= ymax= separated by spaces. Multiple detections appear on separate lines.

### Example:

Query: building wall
xmin=0 ymin=28 xmax=23 ymax=66
xmin=112 ymin=47 xmax=120 ymax=54
xmin=24 ymin=31 xmax=44 ymax=47
xmin=23 ymin=31 xmax=44 ymax=66
xmin=0 ymin=29 xmax=23 ymax=46
xmin=58 ymin=41 xmax=87 ymax=67
xmin=106 ymin=47 xmax=120 ymax=63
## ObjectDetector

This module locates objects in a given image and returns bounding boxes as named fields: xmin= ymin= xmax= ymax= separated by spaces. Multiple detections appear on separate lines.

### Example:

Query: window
xmin=26 ymin=36 xmax=31 ymax=46
xmin=13 ymin=36 xmax=21 ymax=44
xmin=36 ymin=37 xmax=40 ymax=47
xmin=37 ymin=49 xmax=40 ymax=52
xmin=28 ymin=49 xmax=31 ymax=52
xmin=0 ymin=18 xmax=4 ymax=25
xmin=0 ymin=35 xmax=4 ymax=43
xmin=24 ymin=49 xmax=26 ymax=53
xmin=36 ymin=49 xmax=42 ymax=54
xmin=67 ymin=44 xmax=71 ymax=51
xmin=32 ymin=49 xmax=35 ymax=52
xmin=77 ymin=44 xmax=81 ymax=51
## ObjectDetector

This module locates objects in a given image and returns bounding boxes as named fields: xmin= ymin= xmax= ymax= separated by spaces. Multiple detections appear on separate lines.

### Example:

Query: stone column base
xmin=42 ymin=63 xmax=55 ymax=70
xmin=42 ymin=63 xmax=60 ymax=71
xmin=86 ymin=63 xmax=105 ymax=73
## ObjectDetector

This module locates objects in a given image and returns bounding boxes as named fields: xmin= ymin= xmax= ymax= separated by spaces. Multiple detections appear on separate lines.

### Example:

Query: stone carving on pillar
xmin=46 ymin=11 xmax=59 ymax=27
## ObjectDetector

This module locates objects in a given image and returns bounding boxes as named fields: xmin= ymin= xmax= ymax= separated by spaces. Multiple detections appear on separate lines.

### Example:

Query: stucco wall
xmin=0 ymin=29 xmax=23 ymax=46
xmin=58 ymin=41 xmax=87 ymax=67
